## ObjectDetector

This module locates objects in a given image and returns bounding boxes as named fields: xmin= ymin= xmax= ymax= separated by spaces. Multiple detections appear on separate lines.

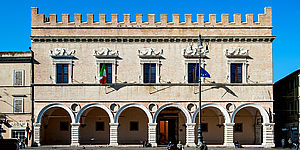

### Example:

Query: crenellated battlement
xmin=31 ymin=7 xmax=272 ymax=27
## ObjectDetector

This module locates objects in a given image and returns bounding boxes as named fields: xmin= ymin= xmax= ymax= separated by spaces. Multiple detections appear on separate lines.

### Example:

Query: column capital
xmin=33 ymin=123 xmax=41 ymax=127
xmin=148 ymin=123 xmax=157 ymax=126
xmin=71 ymin=123 xmax=80 ymax=126
xmin=224 ymin=123 xmax=235 ymax=126
xmin=109 ymin=123 xmax=119 ymax=126
xmin=186 ymin=123 xmax=196 ymax=127
xmin=262 ymin=123 xmax=275 ymax=126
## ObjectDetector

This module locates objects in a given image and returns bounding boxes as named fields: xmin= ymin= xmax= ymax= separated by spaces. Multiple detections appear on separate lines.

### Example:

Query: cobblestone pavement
xmin=24 ymin=146 xmax=284 ymax=150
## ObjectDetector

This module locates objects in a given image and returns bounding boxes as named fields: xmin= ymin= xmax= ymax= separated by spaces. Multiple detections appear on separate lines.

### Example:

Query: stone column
xmin=33 ymin=123 xmax=41 ymax=146
xmin=148 ymin=123 xmax=157 ymax=147
xmin=262 ymin=123 xmax=275 ymax=148
xmin=223 ymin=123 xmax=235 ymax=147
xmin=71 ymin=123 xmax=80 ymax=146
xmin=186 ymin=123 xmax=196 ymax=147
xmin=109 ymin=123 xmax=119 ymax=146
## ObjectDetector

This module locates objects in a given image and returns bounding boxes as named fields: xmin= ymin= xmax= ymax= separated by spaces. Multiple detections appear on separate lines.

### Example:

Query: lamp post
xmin=197 ymin=34 xmax=209 ymax=146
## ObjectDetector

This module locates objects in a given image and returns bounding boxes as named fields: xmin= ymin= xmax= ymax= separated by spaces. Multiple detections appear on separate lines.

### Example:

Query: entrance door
xmin=159 ymin=119 xmax=177 ymax=144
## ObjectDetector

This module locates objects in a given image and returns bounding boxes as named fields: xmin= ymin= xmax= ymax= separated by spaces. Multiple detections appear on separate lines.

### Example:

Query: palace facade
xmin=31 ymin=7 xmax=275 ymax=147
xmin=0 ymin=51 xmax=32 ymax=145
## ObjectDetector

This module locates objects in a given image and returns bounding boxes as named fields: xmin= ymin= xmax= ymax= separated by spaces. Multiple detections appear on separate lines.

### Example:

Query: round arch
xmin=36 ymin=103 xmax=75 ymax=124
xmin=153 ymin=103 xmax=191 ymax=124
xmin=76 ymin=103 xmax=114 ymax=123
xmin=115 ymin=103 xmax=153 ymax=123
xmin=192 ymin=103 xmax=231 ymax=123
xmin=231 ymin=103 xmax=270 ymax=123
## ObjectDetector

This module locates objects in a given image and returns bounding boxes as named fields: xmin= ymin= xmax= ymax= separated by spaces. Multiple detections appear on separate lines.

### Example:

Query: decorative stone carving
xmin=49 ymin=48 xmax=76 ymax=57
xmin=93 ymin=48 xmax=119 ymax=57
xmin=182 ymin=45 xmax=206 ymax=58
xmin=224 ymin=47 xmax=249 ymax=57
xmin=137 ymin=48 xmax=163 ymax=58
xmin=148 ymin=103 xmax=158 ymax=112
xmin=187 ymin=103 xmax=197 ymax=112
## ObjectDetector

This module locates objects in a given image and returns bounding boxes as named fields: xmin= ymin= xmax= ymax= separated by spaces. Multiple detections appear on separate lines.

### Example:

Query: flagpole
xmin=197 ymin=34 xmax=204 ymax=146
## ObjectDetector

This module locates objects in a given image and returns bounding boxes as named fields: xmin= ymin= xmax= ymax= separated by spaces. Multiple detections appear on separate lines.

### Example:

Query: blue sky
xmin=0 ymin=0 xmax=299 ymax=82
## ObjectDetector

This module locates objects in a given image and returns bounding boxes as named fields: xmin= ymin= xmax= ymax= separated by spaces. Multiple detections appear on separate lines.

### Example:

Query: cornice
xmin=33 ymin=83 xmax=273 ymax=86
xmin=31 ymin=26 xmax=273 ymax=29
xmin=31 ymin=36 xmax=275 ymax=43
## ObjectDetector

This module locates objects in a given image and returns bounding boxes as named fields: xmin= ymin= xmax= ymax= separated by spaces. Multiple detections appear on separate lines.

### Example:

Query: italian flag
xmin=99 ymin=64 xmax=107 ymax=84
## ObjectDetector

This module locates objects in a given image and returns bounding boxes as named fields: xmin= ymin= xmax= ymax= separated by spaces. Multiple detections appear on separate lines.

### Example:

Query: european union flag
xmin=196 ymin=65 xmax=211 ymax=78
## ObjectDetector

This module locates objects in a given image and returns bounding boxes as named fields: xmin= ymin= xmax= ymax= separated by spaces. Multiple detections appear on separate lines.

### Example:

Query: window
xmin=234 ymin=123 xmax=243 ymax=132
xmin=201 ymin=123 xmax=208 ymax=132
xmin=231 ymin=64 xmax=242 ymax=83
xmin=188 ymin=63 xmax=199 ymax=83
xmin=96 ymin=122 xmax=104 ymax=131
xmin=60 ymin=121 xmax=69 ymax=131
xmin=56 ymin=64 xmax=68 ymax=83
xmin=130 ymin=121 xmax=139 ymax=131
xmin=13 ymin=70 xmax=24 ymax=86
xmin=143 ymin=63 xmax=156 ymax=83
xmin=100 ymin=63 xmax=112 ymax=83
xmin=13 ymin=97 xmax=23 ymax=113
xmin=12 ymin=130 xmax=25 ymax=140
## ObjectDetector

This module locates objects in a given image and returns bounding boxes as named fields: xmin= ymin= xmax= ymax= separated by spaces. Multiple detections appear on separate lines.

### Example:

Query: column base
xmin=186 ymin=143 xmax=196 ymax=147
xmin=71 ymin=143 xmax=80 ymax=147
xmin=262 ymin=143 xmax=275 ymax=148
xmin=151 ymin=143 xmax=157 ymax=147
xmin=223 ymin=143 xmax=235 ymax=148
xmin=109 ymin=143 xmax=118 ymax=146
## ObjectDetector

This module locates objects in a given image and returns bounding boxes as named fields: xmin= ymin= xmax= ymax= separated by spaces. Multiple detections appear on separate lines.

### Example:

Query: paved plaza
xmin=24 ymin=146 xmax=284 ymax=150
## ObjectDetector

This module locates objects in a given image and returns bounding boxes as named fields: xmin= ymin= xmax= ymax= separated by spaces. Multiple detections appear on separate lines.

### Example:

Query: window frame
xmin=56 ymin=64 xmax=69 ymax=83
xmin=130 ymin=121 xmax=139 ymax=131
xmin=13 ymin=97 xmax=24 ymax=113
xmin=60 ymin=121 xmax=69 ymax=131
xmin=230 ymin=63 xmax=243 ymax=83
xmin=52 ymin=59 xmax=73 ymax=84
xmin=185 ymin=59 xmax=206 ymax=83
xmin=227 ymin=58 xmax=248 ymax=83
xmin=96 ymin=59 xmax=117 ymax=83
xmin=234 ymin=123 xmax=243 ymax=132
xmin=96 ymin=122 xmax=105 ymax=131
xmin=143 ymin=63 xmax=156 ymax=83
xmin=140 ymin=59 xmax=160 ymax=84
xmin=13 ymin=70 xmax=25 ymax=86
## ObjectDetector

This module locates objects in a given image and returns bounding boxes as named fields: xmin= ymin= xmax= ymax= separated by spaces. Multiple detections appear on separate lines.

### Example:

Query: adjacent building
xmin=0 ymin=51 xmax=33 ymax=145
xmin=274 ymin=69 xmax=300 ymax=146
xmin=31 ymin=7 xmax=275 ymax=147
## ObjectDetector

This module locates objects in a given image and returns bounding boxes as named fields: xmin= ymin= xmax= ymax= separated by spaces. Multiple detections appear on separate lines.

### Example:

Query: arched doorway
xmin=40 ymin=107 xmax=72 ymax=145
xmin=193 ymin=107 xmax=225 ymax=144
xmin=153 ymin=104 xmax=191 ymax=145
xmin=232 ymin=107 xmax=263 ymax=145
xmin=78 ymin=108 xmax=110 ymax=144
xmin=117 ymin=107 xmax=149 ymax=144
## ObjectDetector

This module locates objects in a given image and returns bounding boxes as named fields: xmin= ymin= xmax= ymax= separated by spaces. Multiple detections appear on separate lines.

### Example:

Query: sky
xmin=0 ymin=0 xmax=299 ymax=83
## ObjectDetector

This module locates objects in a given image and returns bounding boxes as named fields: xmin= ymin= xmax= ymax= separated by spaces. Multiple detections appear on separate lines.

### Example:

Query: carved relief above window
xmin=93 ymin=48 xmax=119 ymax=58
xmin=224 ymin=47 xmax=249 ymax=58
xmin=49 ymin=48 xmax=76 ymax=57
xmin=182 ymin=45 xmax=207 ymax=58
xmin=137 ymin=48 xmax=163 ymax=58
xmin=224 ymin=47 xmax=249 ymax=83
xmin=94 ymin=48 xmax=119 ymax=83
xmin=49 ymin=48 xmax=75 ymax=84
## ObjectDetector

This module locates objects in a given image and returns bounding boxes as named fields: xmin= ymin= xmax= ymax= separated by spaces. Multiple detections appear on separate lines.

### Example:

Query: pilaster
xmin=148 ymin=123 xmax=157 ymax=147
xmin=109 ymin=123 xmax=119 ymax=146
xmin=33 ymin=123 xmax=41 ymax=146
xmin=262 ymin=123 xmax=275 ymax=148
xmin=71 ymin=123 xmax=80 ymax=146
xmin=223 ymin=123 xmax=235 ymax=147
xmin=186 ymin=123 xmax=196 ymax=147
